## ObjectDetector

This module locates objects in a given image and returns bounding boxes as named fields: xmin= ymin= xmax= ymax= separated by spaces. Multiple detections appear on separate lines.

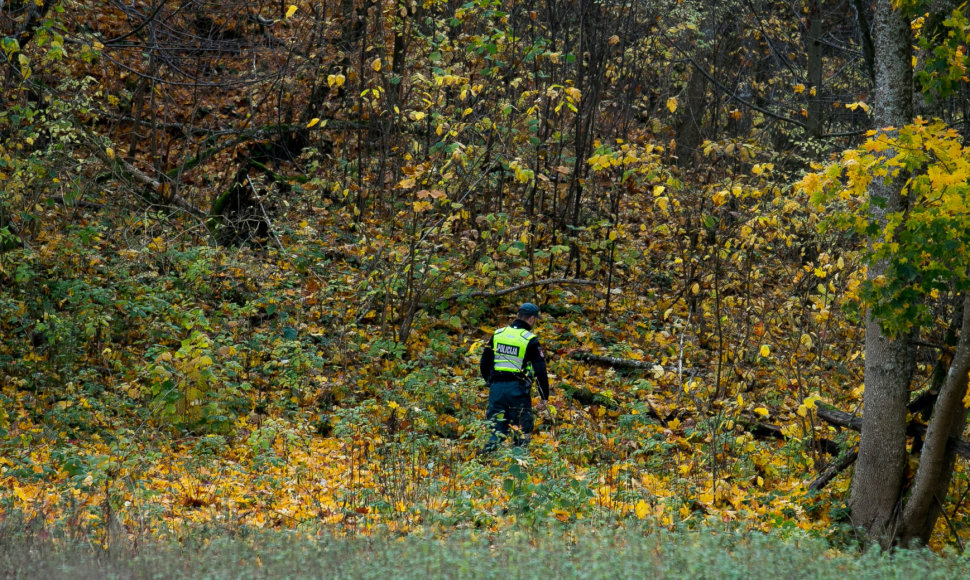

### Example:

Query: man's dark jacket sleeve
xmin=479 ymin=336 xmax=494 ymax=383
xmin=525 ymin=338 xmax=550 ymax=400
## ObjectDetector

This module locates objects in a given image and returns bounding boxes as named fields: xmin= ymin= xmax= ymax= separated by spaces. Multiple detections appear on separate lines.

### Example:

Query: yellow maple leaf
xmin=666 ymin=97 xmax=678 ymax=113
xmin=635 ymin=499 xmax=649 ymax=519
xmin=712 ymin=189 xmax=729 ymax=207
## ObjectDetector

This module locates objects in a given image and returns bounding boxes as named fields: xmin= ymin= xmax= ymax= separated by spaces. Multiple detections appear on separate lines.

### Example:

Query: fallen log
xmin=568 ymin=351 xmax=705 ymax=376
xmin=816 ymin=405 xmax=860 ymax=431
xmin=737 ymin=417 xmax=839 ymax=456
xmin=809 ymin=449 xmax=858 ymax=492
xmin=570 ymin=351 xmax=659 ymax=370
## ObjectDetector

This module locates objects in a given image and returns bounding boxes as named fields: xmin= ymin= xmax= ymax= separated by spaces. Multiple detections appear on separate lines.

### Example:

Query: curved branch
xmin=809 ymin=449 xmax=858 ymax=491
xmin=458 ymin=278 xmax=597 ymax=301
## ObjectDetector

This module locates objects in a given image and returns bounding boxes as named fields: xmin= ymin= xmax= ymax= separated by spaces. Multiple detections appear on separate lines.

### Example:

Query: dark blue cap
xmin=518 ymin=303 xmax=540 ymax=317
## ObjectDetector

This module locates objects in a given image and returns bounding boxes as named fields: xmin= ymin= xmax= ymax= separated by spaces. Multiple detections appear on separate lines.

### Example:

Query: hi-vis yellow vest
xmin=492 ymin=326 xmax=535 ymax=374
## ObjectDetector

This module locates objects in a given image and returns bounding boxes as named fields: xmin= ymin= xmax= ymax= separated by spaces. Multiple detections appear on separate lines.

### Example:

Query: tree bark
xmin=899 ymin=293 xmax=970 ymax=545
xmin=849 ymin=0 xmax=915 ymax=545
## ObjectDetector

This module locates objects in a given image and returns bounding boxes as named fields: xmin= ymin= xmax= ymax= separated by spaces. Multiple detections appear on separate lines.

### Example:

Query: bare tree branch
xmin=809 ymin=449 xmax=858 ymax=491
xmin=816 ymin=405 xmax=970 ymax=459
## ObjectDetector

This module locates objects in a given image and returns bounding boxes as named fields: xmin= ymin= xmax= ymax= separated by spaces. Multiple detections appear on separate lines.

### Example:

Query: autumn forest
xmin=5 ymin=0 xmax=970 ymax=574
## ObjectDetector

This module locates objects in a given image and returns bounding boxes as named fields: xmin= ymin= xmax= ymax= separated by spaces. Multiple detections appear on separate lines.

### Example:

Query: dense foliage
xmin=4 ymin=0 xmax=970 ymax=560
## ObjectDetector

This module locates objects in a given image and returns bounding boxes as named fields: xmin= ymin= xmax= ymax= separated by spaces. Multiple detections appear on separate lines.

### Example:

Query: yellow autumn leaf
xmin=666 ymin=97 xmax=678 ymax=113
xmin=409 ymin=111 xmax=426 ymax=121
xmin=306 ymin=118 xmax=319 ymax=128
xmin=105 ymin=147 xmax=115 ymax=159
xmin=655 ymin=196 xmax=670 ymax=211
xmin=794 ymin=83 xmax=805 ymax=94
xmin=846 ymin=101 xmax=870 ymax=112
xmin=14 ymin=486 xmax=31 ymax=502
xmin=712 ymin=189 xmax=729 ymax=207
xmin=759 ymin=344 xmax=770 ymax=357
xmin=148 ymin=237 xmax=166 ymax=252
xmin=372 ymin=58 xmax=382 ymax=72
xmin=754 ymin=406 xmax=770 ymax=417
xmin=635 ymin=499 xmax=649 ymax=519
xmin=285 ymin=4 xmax=297 ymax=18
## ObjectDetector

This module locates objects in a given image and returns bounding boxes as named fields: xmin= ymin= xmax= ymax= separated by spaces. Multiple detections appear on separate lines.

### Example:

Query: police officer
xmin=479 ymin=302 xmax=550 ymax=451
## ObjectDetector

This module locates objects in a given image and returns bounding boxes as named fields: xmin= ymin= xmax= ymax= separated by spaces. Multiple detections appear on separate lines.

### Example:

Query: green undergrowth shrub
xmin=3 ymin=516 xmax=970 ymax=580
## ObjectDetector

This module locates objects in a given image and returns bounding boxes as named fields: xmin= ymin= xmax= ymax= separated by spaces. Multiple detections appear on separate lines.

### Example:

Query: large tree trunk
xmin=848 ymin=0 xmax=915 ymax=544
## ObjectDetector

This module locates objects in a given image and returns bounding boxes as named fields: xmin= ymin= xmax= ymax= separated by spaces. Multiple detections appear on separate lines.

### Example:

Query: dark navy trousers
xmin=485 ymin=380 xmax=533 ymax=450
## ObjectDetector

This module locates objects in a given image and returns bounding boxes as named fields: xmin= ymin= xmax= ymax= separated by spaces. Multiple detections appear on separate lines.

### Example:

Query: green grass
xmin=3 ymin=520 xmax=970 ymax=579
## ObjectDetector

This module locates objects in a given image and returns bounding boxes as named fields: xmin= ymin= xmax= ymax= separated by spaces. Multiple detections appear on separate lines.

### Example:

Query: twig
xmin=936 ymin=493 xmax=965 ymax=553
xmin=50 ymin=196 xmax=105 ymax=210
xmin=440 ymin=278 xmax=596 ymax=304
xmin=247 ymin=176 xmax=285 ymax=251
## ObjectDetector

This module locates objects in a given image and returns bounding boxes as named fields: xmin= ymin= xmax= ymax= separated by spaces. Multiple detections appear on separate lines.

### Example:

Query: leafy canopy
xmin=801 ymin=119 xmax=970 ymax=336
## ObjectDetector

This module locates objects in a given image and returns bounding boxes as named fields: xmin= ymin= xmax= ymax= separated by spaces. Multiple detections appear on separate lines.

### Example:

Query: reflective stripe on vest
xmin=492 ymin=326 xmax=535 ymax=373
